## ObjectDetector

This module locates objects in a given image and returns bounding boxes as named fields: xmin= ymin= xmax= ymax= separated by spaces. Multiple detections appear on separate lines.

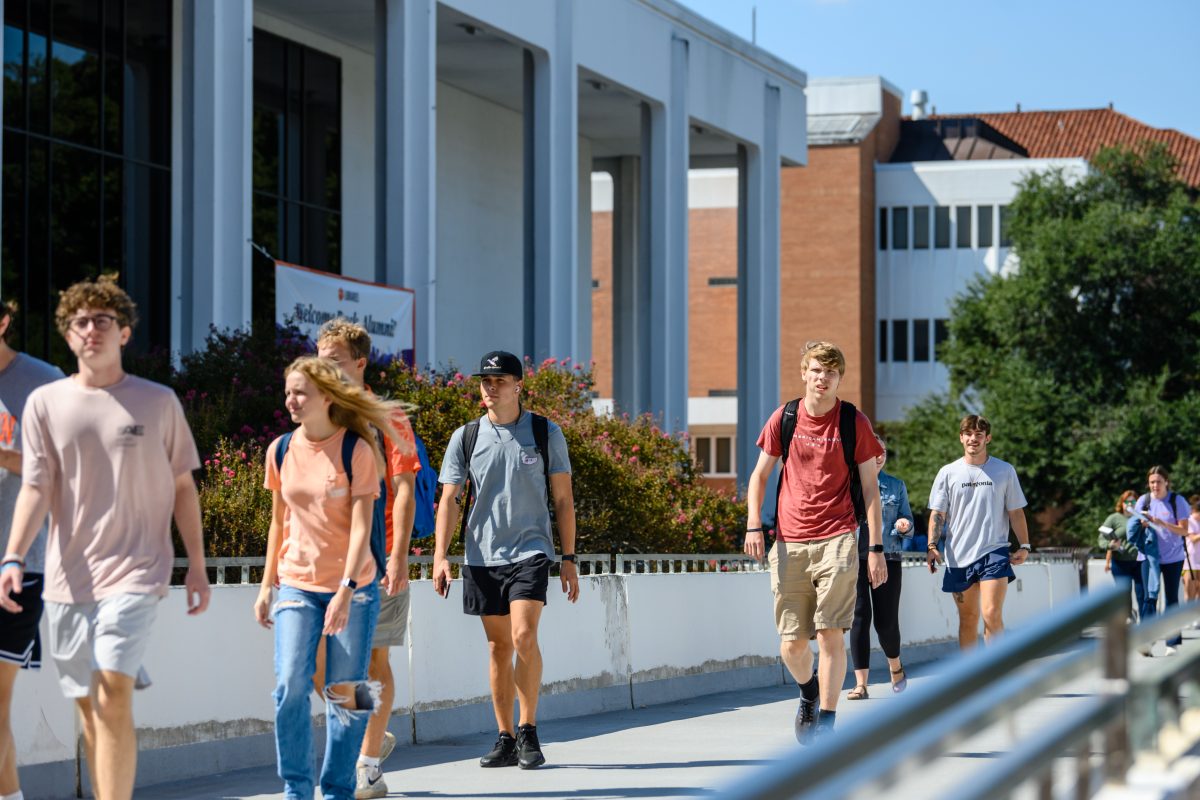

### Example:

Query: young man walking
xmin=0 ymin=302 xmax=63 ymax=800
xmin=745 ymin=341 xmax=885 ymax=743
xmin=433 ymin=351 xmax=579 ymax=770
xmin=315 ymin=319 xmax=420 ymax=798
xmin=926 ymin=415 xmax=1031 ymax=649
xmin=0 ymin=276 xmax=210 ymax=800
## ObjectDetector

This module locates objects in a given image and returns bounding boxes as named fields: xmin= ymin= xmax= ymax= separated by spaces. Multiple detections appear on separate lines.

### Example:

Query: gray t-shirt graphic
xmin=440 ymin=412 xmax=571 ymax=567
xmin=928 ymin=456 xmax=1026 ymax=569
xmin=0 ymin=353 xmax=65 ymax=574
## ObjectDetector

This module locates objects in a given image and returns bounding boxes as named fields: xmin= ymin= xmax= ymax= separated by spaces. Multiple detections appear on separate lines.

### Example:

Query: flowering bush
xmin=196 ymin=439 xmax=272 ymax=557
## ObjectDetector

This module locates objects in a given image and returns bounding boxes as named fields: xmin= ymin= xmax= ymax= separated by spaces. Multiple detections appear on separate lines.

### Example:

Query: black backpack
xmin=457 ymin=413 xmax=554 ymax=538
xmin=771 ymin=399 xmax=867 ymax=537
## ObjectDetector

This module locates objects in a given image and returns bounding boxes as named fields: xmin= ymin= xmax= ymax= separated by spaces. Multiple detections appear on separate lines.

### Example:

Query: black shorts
xmin=462 ymin=554 xmax=551 ymax=617
xmin=0 ymin=572 xmax=44 ymax=669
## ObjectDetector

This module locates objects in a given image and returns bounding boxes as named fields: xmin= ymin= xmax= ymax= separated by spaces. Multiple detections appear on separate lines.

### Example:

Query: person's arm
xmin=895 ymin=481 xmax=914 ymax=535
xmin=744 ymin=451 xmax=779 ymax=561
xmin=173 ymin=472 xmax=211 ymax=615
xmin=0 ymin=448 xmax=21 ymax=474
xmin=1009 ymin=508 xmax=1031 ymax=566
xmin=926 ymin=509 xmax=946 ymax=573
xmin=323 ymin=493 xmax=375 ymax=635
xmin=432 ymin=482 xmax=463 ymax=597
xmin=0 ymin=484 xmax=52 ymax=613
xmin=550 ymin=472 xmax=579 ymax=602
xmin=860 ymin=461 xmax=886 ymax=588
xmin=253 ymin=491 xmax=286 ymax=628
xmin=1148 ymin=515 xmax=1190 ymax=537
xmin=384 ymin=472 xmax=416 ymax=596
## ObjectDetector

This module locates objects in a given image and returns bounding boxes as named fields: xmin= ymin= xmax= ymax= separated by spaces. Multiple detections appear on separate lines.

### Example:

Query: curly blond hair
xmin=317 ymin=318 xmax=371 ymax=361
xmin=800 ymin=340 xmax=846 ymax=375
xmin=55 ymin=274 xmax=138 ymax=336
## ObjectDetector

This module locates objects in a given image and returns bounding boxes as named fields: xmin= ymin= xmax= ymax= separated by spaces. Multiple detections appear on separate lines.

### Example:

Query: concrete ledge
xmin=632 ymin=663 xmax=785 ymax=707
xmin=18 ymin=757 xmax=77 ymax=800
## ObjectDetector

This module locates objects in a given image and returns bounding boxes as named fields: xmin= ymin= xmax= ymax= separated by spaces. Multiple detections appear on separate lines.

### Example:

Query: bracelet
xmin=1 ymin=559 xmax=23 ymax=571
xmin=926 ymin=544 xmax=939 ymax=551
xmin=1 ymin=554 xmax=23 ymax=567
xmin=745 ymin=528 xmax=763 ymax=533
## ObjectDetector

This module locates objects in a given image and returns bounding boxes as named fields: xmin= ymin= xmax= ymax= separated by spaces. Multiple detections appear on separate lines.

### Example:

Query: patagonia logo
xmin=521 ymin=451 xmax=539 ymax=466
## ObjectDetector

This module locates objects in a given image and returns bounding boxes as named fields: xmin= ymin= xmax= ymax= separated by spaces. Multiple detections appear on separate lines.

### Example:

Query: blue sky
xmin=682 ymin=0 xmax=1200 ymax=137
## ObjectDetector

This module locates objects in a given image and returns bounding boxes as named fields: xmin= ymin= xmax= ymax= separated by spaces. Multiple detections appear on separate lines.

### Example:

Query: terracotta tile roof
xmin=927 ymin=108 xmax=1200 ymax=188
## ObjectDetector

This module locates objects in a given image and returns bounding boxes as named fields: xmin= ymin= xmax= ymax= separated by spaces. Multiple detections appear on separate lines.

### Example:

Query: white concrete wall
xmin=874 ymin=158 xmax=1089 ymax=420
xmin=16 ymin=561 xmax=1080 ymax=778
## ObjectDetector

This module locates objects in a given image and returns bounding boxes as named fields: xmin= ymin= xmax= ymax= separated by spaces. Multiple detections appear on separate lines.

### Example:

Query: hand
xmin=867 ymin=551 xmax=887 ymax=589
xmin=0 ymin=565 xmax=23 ymax=614
xmin=253 ymin=585 xmax=274 ymax=629
xmin=185 ymin=564 xmax=211 ymax=615
xmin=1104 ymin=560 xmax=1111 ymax=573
xmin=744 ymin=531 xmax=766 ymax=561
xmin=432 ymin=558 xmax=452 ymax=598
xmin=560 ymin=559 xmax=580 ymax=603
xmin=1011 ymin=547 xmax=1030 ymax=567
xmin=323 ymin=588 xmax=352 ymax=635
xmin=0 ymin=447 xmax=20 ymax=473
xmin=384 ymin=554 xmax=410 ymax=596
xmin=895 ymin=518 xmax=912 ymax=534
xmin=926 ymin=546 xmax=942 ymax=574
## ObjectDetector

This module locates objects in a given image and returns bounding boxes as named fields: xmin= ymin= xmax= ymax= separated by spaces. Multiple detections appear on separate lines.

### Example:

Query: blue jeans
xmin=1140 ymin=559 xmax=1183 ymax=647
xmin=273 ymin=582 xmax=380 ymax=800
xmin=1109 ymin=558 xmax=1144 ymax=622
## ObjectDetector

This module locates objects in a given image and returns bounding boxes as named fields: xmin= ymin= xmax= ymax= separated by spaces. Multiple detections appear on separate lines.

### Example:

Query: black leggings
xmin=850 ymin=558 xmax=904 ymax=671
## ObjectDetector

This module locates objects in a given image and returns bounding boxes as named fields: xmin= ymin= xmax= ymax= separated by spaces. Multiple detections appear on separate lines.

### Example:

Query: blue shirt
xmin=857 ymin=471 xmax=913 ymax=559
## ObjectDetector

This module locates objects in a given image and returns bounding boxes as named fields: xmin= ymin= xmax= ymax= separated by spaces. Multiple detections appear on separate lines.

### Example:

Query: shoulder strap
xmin=340 ymin=429 xmax=361 ymax=482
xmin=274 ymin=431 xmax=294 ymax=472
xmin=531 ymin=413 xmax=557 ymax=530
xmin=458 ymin=420 xmax=482 ymax=538
xmin=839 ymin=401 xmax=868 ymax=525
xmin=772 ymin=399 xmax=802 ymax=537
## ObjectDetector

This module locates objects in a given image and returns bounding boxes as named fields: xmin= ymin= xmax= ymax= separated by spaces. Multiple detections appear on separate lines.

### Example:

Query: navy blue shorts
xmin=942 ymin=547 xmax=1015 ymax=594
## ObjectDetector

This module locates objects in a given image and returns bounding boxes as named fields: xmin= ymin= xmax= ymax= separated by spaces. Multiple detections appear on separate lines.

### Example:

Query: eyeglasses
xmin=68 ymin=314 xmax=119 ymax=333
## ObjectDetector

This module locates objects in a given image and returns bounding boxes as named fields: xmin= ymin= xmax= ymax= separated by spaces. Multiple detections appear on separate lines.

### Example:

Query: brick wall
xmin=591 ymin=211 xmax=613 ymax=397
xmin=688 ymin=208 xmax=739 ymax=396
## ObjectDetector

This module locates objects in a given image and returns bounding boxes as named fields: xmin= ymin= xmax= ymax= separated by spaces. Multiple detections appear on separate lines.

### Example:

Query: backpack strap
xmin=771 ymin=399 xmax=801 ymax=537
xmin=274 ymin=431 xmax=295 ymax=474
xmin=340 ymin=429 xmax=360 ymax=483
xmin=839 ymin=400 xmax=867 ymax=526
xmin=457 ymin=420 xmax=481 ymax=538
xmin=531 ymin=413 xmax=557 ymax=531
xmin=341 ymin=429 xmax=390 ymax=579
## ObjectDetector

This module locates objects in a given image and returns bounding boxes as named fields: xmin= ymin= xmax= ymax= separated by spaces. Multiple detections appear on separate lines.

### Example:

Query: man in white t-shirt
xmin=0 ymin=276 xmax=210 ymax=800
xmin=926 ymin=415 xmax=1031 ymax=649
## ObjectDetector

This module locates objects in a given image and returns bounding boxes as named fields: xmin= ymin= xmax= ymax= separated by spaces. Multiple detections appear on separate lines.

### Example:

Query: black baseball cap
xmin=473 ymin=350 xmax=523 ymax=378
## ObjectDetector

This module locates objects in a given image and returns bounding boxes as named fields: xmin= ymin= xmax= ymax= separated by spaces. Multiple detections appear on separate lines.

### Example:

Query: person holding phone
xmin=1099 ymin=490 xmax=1143 ymax=622
xmin=432 ymin=351 xmax=578 ymax=770
xmin=1132 ymin=466 xmax=1189 ymax=654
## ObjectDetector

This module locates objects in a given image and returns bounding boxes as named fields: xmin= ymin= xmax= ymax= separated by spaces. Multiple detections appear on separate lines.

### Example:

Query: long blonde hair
xmin=285 ymin=356 xmax=402 ymax=476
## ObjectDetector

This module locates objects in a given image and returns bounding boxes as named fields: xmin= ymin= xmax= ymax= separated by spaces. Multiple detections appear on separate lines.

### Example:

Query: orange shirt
xmin=381 ymin=407 xmax=421 ymax=552
xmin=265 ymin=428 xmax=380 ymax=592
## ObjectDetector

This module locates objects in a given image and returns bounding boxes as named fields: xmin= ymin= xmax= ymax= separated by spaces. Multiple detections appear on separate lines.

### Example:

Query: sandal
xmin=891 ymin=665 xmax=908 ymax=694
xmin=847 ymin=684 xmax=869 ymax=700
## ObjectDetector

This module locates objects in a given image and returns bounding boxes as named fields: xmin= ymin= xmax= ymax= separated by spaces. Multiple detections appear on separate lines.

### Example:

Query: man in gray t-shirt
xmin=927 ymin=415 xmax=1031 ymax=650
xmin=0 ymin=302 xmax=63 ymax=800
xmin=433 ymin=351 xmax=578 ymax=771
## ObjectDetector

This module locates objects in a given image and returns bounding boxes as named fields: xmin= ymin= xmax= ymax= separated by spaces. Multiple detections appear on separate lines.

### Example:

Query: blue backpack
xmin=274 ymin=430 xmax=388 ymax=580
xmin=411 ymin=433 xmax=437 ymax=539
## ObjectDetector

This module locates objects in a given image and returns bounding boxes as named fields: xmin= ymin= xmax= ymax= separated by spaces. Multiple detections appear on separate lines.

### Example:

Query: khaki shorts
xmin=769 ymin=532 xmax=858 ymax=641
xmin=370 ymin=586 xmax=410 ymax=648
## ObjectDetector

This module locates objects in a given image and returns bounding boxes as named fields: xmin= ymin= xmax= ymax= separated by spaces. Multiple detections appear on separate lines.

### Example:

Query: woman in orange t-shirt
xmin=252 ymin=356 xmax=402 ymax=800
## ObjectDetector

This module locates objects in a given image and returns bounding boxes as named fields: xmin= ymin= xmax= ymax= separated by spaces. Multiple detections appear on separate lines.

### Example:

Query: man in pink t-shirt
xmin=0 ymin=276 xmax=209 ymax=800
xmin=745 ymin=341 xmax=885 ymax=744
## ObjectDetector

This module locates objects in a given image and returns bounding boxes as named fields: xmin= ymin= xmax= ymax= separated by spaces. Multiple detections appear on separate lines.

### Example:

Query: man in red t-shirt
xmin=316 ymin=320 xmax=420 ymax=798
xmin=745 ymin=341 xmax=885 ymax=743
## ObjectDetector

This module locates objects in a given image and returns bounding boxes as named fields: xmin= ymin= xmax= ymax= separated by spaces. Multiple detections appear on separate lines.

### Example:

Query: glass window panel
xmin=892 ymin=319 xmax=908 ymax=362
xmin=913 ymin=206 xmax=929 ymax=249
xmin=999 ymin=205 xmax=1012 ymax=247
xmin=934 ymin=206 xmax=950 ymax=248
xmin=913 ymin=319 xmax=930 ymax=362
xmin=935 ymin=319 xmax=950 ymax=360
xmin=878 ymin=207 xmax=887 ymax=251
xmin=50 ymin=0 xmax=101 ymax=147
xmin=301 ymin=205 xmax=339 ymax=274
xmin=114 ymin=161 xmax=170 ymax=349
xmin=878 ymin=319 xmax=887 ymax=363
xmin=124 ymin=0 xmax=172 ymax=165
xmin=25 ymin=138 xmax=50 ymax=358
xmin=892 ymin=207 xmax=908 ymax=250
xmin=2 ymin=131 xmax=26 ymax=331
xmin=50 ymin=142 xmax=101 ymax=287
xmin=715 ymin=437 xmax=732 ymax=474
xmin=251 ymin=195 xmax=279 ymax=330
xmin=285 ymin=43 xmax=302 ymax=201
xmin=102 ymin=0 xmax=121 ymax=153
xmin=253 ymin=31 xmax=285 ymax=195
xmin=27 ymin=2 xmax=48 ymax=134
xmin=302 ymin=47 xmax=339 ymax=208
xmin=5 ymin=21 xmax=25 ymax=129
xmin=695 ymin=437 xmax=711 ymax=474
xmin=978 ymin=205 xmax=993 ymax=247
xmin=956 ymin=206 xmax=972 ymax=248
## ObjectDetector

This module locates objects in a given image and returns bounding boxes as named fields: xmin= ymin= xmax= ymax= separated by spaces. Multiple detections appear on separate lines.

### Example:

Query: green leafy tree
xmin=888 ymin=142 xmax=1200 ymax=544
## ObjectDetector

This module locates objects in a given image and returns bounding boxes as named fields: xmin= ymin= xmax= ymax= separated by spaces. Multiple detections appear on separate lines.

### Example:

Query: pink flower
xmin=574 ymin=364 xmax=583 ymax=371
xmin=411 ymin=546 xmax=424 ymax=556
xmin=454 ymin=372 xmax=464 ymax=381
xmin=631 ymin=445 xmax=640 ymax=452
xmin=223 ymin=479 xmax=232 ymax=486
xmin=629 ymin=456 xmax=638 ymax=464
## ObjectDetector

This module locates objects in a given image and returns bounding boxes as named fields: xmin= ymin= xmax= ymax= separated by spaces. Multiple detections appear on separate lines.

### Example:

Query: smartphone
xmin=1098 ymin=525 xmax=1114 ymax=534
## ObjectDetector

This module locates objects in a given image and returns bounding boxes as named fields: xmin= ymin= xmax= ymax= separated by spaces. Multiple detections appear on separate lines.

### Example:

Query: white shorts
xmin=46 ymin=593 xmax=159 ymax=698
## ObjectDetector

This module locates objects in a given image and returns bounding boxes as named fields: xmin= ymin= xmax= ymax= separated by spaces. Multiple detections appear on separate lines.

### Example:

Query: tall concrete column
xmin=525 ymin=8 xmax=579 ymax=363
xmin=644 ymin=35 xmax=689 ymax=431
xmin=610 ymin=154 xmax=648 ymax=413
xmin=180 ymin=0 xmax=252 ymax=352
xmin=737 ymin=85 xmax=782 ymax=490
xmin=377 ymin=0 xmax=436 ymax=365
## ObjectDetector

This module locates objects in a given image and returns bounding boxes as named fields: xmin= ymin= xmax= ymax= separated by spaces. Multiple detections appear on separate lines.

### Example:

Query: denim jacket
xmin=857 ymin=471 xmax=914 ymax=560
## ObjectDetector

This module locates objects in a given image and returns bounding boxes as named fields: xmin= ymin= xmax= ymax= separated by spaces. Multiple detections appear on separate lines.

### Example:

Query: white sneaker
xmin=1163 ymin=645 xmax=1179 ymax=656
xmin=355 ymin=765 xmax=387 ymax=799
xmin=379 ymin=731 xmax=397 ymax=763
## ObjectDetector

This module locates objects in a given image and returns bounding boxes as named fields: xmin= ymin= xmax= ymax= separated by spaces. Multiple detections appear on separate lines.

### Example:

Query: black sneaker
xmin=794 ymin=695 xmax=819 ymax=744
xmin=480 ymin=732 xmax=518 ymax=767
xmin=516 ymin=724 xmax=546 ymax=769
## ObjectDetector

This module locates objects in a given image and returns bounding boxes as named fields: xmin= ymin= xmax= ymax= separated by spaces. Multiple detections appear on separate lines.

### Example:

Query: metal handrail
xmin=720 ymin=585 xmax=1131 ymax=800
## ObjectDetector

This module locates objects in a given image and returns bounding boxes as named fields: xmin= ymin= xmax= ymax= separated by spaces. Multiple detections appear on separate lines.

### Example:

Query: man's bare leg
xmin=75 ymin=697 xmax=99 ymax=799
xmin=90 ymin=670 xmax=137 ymax=800
xmin=481 ymin=615 xmax=515 ymax=734
xmin=954 ymin=584 xmax=982 ymax=649
xmin=979 ymin=579 xmax=1009 ymax=642
xmin=509 ymin=600 xmax=544 ymax=726
xmin=361 ymin=648 xmax=394 ymax=757
xmin=780 ymin=639 xmax=815 ymax=685
xmin=814 ymin=629 xmax=846 ymax=712
xmin=0 ymin=663 xmax=19 ymax=795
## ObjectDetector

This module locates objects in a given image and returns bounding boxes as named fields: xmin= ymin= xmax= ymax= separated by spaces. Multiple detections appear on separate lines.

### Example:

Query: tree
xmin=886 ymin=143 xmax=1200 ymax=545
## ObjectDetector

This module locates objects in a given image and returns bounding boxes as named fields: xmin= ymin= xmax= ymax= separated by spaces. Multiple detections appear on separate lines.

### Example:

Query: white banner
xmin=274 ymin=261 xmax=415 ymax=365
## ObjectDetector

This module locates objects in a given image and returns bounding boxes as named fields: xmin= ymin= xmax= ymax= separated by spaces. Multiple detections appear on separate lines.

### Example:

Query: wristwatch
xmin=867 ymin=544 xmax=885 ymax=554
xmin=340 ymin=577 xmax=358 ymax=590
xmin=1018 ymin=543 xmax=1032 ymax=552
xmin=561 ymin=554 xmax=577 ymax=563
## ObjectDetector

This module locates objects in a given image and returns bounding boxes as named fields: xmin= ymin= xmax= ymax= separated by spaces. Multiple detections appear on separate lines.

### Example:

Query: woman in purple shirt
xmin=1135 ymin=466 xmax=1190 ymax=651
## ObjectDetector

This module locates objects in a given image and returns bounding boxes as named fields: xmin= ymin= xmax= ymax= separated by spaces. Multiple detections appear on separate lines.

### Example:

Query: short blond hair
xmin=55 ymin=274 xmax=138 ymax=336
xmin=800 ymin=341 xmax=845 ymax=375
xmin=317 ymin=318 xmax=371 ymax=361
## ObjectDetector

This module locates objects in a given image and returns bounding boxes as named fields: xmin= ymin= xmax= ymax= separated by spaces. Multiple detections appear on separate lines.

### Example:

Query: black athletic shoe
xmin=794 ymin=696 xmax=819 ymax=744
xmin=516 ymin=724 xmax=546 ymax=769
xmin=480 ymin=732 xmax=518 ymax=767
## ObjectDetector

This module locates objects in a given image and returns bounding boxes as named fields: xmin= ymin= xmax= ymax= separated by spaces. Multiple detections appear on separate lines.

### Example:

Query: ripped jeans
xmin=273 ymin=581 xmax=380 ymax=800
